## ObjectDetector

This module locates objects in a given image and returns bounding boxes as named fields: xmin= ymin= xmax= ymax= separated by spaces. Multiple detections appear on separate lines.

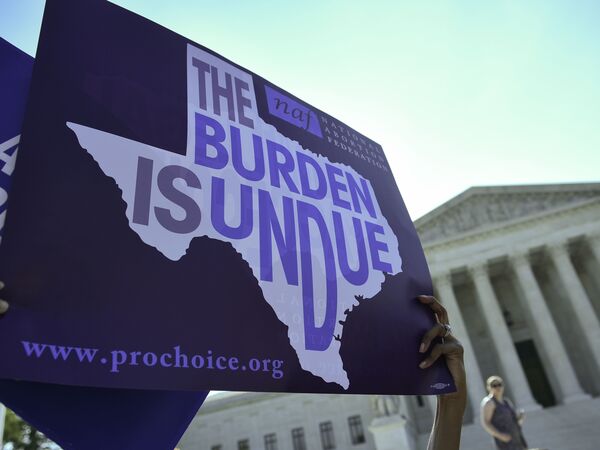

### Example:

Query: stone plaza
xmin=178 ymin=183 xmax=600 ymax=450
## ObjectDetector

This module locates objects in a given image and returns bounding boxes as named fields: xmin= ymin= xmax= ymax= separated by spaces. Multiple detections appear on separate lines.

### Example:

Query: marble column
xmin=398 ymin=395 xmax=415 ymax=422
xmin=433 ymin=273 xmax=487 ymax=416
xmin=587 ymin=234 xmax=600 ymax=297
xmin=588 ymin=234 xmax=600 ymax=266
xmin=425 ymin=395 xmax=437 ymax=420
xmin=548 ymin=241 xmax=600 ymax=368
xmin=470 ymin=264 xmax=541 ymax=411
xmin=370 ymin=396 xmax=417 ymax=450
xmin=0 ymin=404 xmax=5 ymax=448
xmin=369 ymin=414 xmax=416 ymax=450
xmin=511 ymin=252 xmax=589 ymax=403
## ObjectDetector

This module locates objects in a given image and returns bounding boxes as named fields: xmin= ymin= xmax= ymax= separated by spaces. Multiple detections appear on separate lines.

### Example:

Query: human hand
xmin=419 ymin=295 xmax=466 ymax=450
xmin=497 ymin=433 xmax=512 ymax=443
xmin=0 ymin=281 xmax=8 ymax=314
xmin=516 ymin=408 xmax=525 ymax=425
xmin=417 ymin=295 xmax=466 ymax=400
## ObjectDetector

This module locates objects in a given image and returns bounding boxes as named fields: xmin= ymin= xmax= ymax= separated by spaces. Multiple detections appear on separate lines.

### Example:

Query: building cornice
xmin=422 ymin=197 xmax=600 ymax=253
xmin=198 ymin=392 xmax=292 ymax=415
xmin=415 ymin=182 xmax=600 ymax=227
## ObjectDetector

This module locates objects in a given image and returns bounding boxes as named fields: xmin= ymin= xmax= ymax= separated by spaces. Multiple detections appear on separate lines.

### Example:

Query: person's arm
xmin=480 ymin=398 xmax=512 ymax=442
xmin=427 ymin=371 xmax=466 ymax=450
xmin=517 ymin=410 xmax=525 ymax=427
xmin=417 ymin=295 xmax=467 ymax=450
xmin=505 ymin=397 xmax=525 ymax=426
xmin=0 ymin=281 xmax=8 ymax=314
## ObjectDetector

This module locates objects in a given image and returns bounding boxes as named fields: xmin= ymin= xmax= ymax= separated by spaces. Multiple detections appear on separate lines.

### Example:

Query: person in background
xmin=0 ymin=287 xmax=467 ymax=450
xmin=481 ymin=375 xmax=527 ymax=450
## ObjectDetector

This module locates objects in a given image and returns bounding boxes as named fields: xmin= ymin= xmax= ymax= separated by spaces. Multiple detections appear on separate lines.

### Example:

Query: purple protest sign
xmin=0 ymin=0 xmax=453 ymax=396
xmin=0 ymin=36 xmax=208 ymax=450
xmin=0 ymin=37 xmax=30 ymax=240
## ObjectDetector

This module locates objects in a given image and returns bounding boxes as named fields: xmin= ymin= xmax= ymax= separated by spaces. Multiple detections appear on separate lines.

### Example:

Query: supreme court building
xmin=179 ymin=183 xmax=600 ymax=450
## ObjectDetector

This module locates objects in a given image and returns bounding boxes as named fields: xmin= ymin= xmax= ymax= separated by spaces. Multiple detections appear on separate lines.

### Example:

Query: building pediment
xmin=415 ymin=183 xmax=600 ymax=243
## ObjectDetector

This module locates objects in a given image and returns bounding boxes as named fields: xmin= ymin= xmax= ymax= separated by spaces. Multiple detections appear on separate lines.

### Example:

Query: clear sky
xmin=1 ymin=0 xmax=599 ymax=219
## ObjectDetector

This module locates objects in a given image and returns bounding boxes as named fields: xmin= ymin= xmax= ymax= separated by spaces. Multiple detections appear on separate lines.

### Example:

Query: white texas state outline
xmin=67 ymin=44 xmax=402 ymax=389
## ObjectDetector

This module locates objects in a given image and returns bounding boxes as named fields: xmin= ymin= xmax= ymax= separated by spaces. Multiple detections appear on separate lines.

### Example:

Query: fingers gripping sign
xmin=418 ymin=295 xmax=453 ymax=363
xmin=416 ymin=295 xmax=465 ymax=397
xmin=419 ymin=294 xmax=449 ymax=325
xmin=416 ymin=295 xmax=467 ymax=449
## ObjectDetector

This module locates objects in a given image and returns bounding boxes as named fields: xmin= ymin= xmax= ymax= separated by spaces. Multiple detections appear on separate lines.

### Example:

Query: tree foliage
xmin=2 ymin=409 xmax=55 ymax=450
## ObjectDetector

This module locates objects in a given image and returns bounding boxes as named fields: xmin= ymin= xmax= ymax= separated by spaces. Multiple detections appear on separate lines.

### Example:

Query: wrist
xmin=438 ymin=394 xmax=467 ymax=416
xmin=438 ymin=377 xmax=467 ymax=409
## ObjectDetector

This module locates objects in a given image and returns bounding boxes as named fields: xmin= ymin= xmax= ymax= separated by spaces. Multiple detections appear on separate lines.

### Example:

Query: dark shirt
xmin=489 ymin=397 xmax=528 ymax=450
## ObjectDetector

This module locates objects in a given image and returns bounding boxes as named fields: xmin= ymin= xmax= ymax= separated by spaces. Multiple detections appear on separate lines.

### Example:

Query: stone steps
xmin=416 ymin=397 xmax=600 ymax=450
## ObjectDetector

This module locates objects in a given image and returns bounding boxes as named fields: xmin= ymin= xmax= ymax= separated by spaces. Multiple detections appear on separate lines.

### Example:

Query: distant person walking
xmin=481 ymin=375 xmax=528 ymax=450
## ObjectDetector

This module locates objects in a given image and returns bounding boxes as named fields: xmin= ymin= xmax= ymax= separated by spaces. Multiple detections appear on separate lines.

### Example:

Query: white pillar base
xmin=521 ymin=401 xmax=543 ymax=412
xmin=562 ymin=392 xmax=591 ymax=404
xmin=369 ymin=414 xmax=416 ymax=450
xmin=0 ymin=403 xmax=5 ymax=448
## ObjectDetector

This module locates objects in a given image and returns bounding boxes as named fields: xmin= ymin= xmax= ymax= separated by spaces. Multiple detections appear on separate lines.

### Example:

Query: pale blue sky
xmin=2 ymin=0 xmax=599 ymax=218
